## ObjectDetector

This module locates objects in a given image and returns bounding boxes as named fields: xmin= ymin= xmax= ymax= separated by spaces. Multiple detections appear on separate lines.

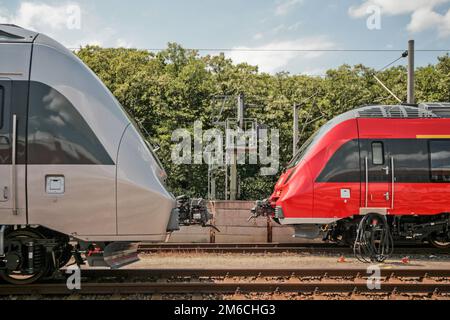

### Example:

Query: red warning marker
xmin=401 ymin=256 xmax=410 ymax=264
xmin=337 ymin=255 xmax=346 ymax=263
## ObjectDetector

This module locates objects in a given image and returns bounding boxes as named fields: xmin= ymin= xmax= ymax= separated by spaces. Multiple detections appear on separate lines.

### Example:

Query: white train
xmin=0 ymin=24 xmax=210 ymax=284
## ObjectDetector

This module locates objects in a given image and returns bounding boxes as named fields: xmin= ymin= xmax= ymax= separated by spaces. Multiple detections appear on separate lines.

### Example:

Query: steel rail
xmin=77 ymin=267 xmax=450 ymax=279
xmin=137 ymin=243 xmax=445 ymax=255
xmin=1 ymin=268 xmax=449 ymax=296
xmin=1 ymin=281 xmax=449 ymax=295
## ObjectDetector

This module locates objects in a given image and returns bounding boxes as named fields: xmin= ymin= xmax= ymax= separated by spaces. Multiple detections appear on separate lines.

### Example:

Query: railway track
xmin=1 ymin=268 xmax=450 ymax=296
xmin=138 ymin=242 xmax=448 ymax=255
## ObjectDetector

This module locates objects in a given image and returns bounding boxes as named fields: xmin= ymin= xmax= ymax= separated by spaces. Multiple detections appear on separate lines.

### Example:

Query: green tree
xmin=76 ymin=46 xmax=450 ymax=200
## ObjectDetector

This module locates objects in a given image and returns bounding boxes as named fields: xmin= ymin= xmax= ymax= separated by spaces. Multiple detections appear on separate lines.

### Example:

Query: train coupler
xmin=168 ymin=196 xmax=220 ymax=232
xmin=249 ymin=199 xmax=275 ymax=221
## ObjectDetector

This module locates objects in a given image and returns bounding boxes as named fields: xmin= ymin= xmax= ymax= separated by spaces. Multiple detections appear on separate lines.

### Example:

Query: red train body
xmin=259 ymin=104 xmax=450 ymax=247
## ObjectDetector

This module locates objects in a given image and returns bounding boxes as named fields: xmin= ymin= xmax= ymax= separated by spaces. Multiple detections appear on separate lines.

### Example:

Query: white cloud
xmin=348 ymin=0 xmax=450 ymax=37
xmin=0 ymin=2 xmax=80 ymax=31
xmin=301 ymin=67 xmax=327 ymax=76
xmin=408 ymin=7 xmax=450 ymax=37
xmin=65 ymin=38 xmax=104 ymax=49
xmin=349 ymin=0 xmax=448 ymax=17
xmin=0 ymin=2 xmax=133 ymax=48
xmin=116 ymin=38 xmax=133 ymax=48
xmin=227 ymin=37 xmax=335 ymax=74
xmin=272 ymin=24 xmax=286 ymax=33
xmin=287 ymin=21 xmax=302 ymax=31
xmin=270 ymin=21 xmax=302 ymax=34
xmin=407 ymin=7 xmax=444 ymax=32
xmin=275 ymin=0 xmax=303 ymax=16
xmin=253 ymin=33 xmax=264 ymax=40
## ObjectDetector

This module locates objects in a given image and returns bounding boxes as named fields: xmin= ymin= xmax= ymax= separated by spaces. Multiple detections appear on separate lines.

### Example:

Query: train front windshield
xmin=286 ymin=117 xmax=338 ymax=169
xmin=287 ymin=132 xmax=319 ymax=169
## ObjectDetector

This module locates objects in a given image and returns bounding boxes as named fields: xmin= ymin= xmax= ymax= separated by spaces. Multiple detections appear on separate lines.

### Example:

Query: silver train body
xmin=0 ymin=25 xmax=206 ymax=282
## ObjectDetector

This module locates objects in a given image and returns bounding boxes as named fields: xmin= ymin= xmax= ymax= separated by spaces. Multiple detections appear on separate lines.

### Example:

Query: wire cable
xmin=353 ymin=213 xmax=394 ymax=263
xmin=69 ymin=47 xmax=450 ymax=52
xmin=376 ymin=51 xmax=408 ymax=72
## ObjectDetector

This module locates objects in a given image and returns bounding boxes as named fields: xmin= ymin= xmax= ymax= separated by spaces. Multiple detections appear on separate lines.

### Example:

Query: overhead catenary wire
xmin=377 ymin=51 xmax=408 ymax=72
xmin=68 ymin=47 xmax=450 ymax=52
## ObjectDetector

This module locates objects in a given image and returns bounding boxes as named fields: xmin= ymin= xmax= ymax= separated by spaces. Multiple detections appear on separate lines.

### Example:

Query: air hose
xmin=353 ymin=213 xmax=394 ymax=263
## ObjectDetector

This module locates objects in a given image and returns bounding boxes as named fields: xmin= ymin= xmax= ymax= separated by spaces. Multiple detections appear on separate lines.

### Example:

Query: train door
xmin=0 ymin=79 xmax=26 ymax=224
xmin=0 ymin=79 xmax=12 ymax=212
xmin=363 ymin=140 xmax=392 ymax=208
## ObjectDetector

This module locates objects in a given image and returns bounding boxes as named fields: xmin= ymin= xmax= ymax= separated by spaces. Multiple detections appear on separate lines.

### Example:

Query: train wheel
xmin=429 ymin=234 xmax=450 ymax=249
xmin=0 ymin=229 xmax=51 ymax=285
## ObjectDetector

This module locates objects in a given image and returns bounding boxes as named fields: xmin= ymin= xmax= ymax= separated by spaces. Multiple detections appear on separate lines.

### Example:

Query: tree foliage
xmin=77 ymin=45 xmax=450 ymax=199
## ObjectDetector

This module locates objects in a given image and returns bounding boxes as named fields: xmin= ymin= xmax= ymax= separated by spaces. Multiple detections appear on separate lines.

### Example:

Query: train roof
xmin=336 ymin=103 xmax=450 ymax=122
xmin=0 ymin=24 xmax=38 ymax=43
xmin=355 ymin=103 xmax=450 ymax=119
xmin=0 ymin=24 xmax=74 ymax=59
xmin=318 ymin=103 xmax=450 ymax=139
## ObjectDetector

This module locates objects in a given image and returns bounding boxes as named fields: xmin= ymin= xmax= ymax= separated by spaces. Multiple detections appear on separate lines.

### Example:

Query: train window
xmin=387 ymin=140 xmax=429 ymax=183
xmin=287 ymin=131 xmax=319 ymax=169
xmin=372 ymin=142 xmax=384 ymax=165
xmin=0 ymin=30 xmax=24 ymax=40
xmin=27 ymin=82 xmax=114 ymax=165
xmin=430 ymin=140 xmax=450 ymax=182
xmin=316 ymin=140 xmax=360 ymax=182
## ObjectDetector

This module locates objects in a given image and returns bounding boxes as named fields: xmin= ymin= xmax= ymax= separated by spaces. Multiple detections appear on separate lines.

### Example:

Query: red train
xmin=253 ymin=103 xmax=450 ymax=250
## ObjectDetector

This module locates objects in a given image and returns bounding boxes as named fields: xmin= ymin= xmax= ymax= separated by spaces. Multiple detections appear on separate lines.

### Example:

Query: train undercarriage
xmin=251 ymin=200 xmax=450 ymax=251
xmin=323 ymin=213 xmax=450 ymax=249
xmin=2 ymin=209 xmax=449 ymax=285
xmin=0 ymin=197 xmax=213 ymax=284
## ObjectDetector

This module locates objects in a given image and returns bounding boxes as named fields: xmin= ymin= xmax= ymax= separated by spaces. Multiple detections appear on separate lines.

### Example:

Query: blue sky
xmin=1 ymin=0 xmax=449 ymax=74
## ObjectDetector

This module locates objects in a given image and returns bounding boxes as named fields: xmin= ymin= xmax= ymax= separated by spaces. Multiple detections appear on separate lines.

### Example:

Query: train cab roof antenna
xmin=373 ymin=74 xmax=402 ymax=104
xmin=372 ymin=49 xmax=409 ymax=104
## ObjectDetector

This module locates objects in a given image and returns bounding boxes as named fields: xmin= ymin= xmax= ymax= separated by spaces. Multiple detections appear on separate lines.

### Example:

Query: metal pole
xmin=224 ymin=165 xmax=228 ymax=200
xmin=238 ymin=94 xmax=244 ymax=130
xmin=293 ymin=105 xmax=299 ymax=155
xmin=229 ymin=151 xmax=237 ymax=200
xmin=230 ymin=94 xmax=244 ymax=200
xmin=210 ymin=175 xmax=216 ymax=200
xmin=407 ymin=40 xmax=415 ymax=104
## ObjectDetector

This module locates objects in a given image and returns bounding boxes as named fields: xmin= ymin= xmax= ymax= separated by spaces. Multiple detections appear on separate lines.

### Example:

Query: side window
xmin=0 ymin=85 xmax=3 ymax=129
xmin=430 ymin=140 xmax=450 ymax=182
xmin=316 ymin=140 xmax=360 ymax=182
xmin=388 ymin=140 xmax=429 ymax=182
xmin=372 ymin=142 xmax=384 ymax=165
xmin=27 ymin=82 xmax=114 ymax=165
